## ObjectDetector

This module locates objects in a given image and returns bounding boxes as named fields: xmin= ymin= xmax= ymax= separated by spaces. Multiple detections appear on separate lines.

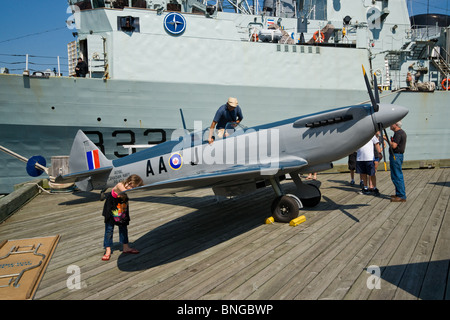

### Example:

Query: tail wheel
xmin=272 ymin=195 xmax=299 ymax=223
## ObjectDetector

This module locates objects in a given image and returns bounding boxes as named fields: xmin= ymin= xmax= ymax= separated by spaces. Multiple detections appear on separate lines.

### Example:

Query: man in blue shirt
xmin=208 ymin=97 xmax=244 ymax=144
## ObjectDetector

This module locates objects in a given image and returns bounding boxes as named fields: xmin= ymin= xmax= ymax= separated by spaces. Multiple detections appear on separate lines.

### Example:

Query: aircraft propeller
xmin=362 ymin=65 xmax=379 ymax=112
xmin=362 ymin=65 xmax=394 ymax=170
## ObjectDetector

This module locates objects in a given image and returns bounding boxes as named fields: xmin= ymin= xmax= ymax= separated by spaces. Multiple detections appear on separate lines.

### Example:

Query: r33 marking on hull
xmin=84 ymin=129 xmax=167 ymax=158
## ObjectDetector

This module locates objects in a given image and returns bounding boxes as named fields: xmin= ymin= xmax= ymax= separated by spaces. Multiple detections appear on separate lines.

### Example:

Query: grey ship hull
xmin=1 ymin=73 xmax=448 ymax=193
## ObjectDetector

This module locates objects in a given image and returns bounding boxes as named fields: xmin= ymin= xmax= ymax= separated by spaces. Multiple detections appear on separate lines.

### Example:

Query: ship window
xmin=118 ymin=16 xmax=140 ymax=32
xmin=131 ymin=0 xmax=147 ymax=8
xmin=167 ymin=3 xmax=181 ymax=11
xmin=112 ymin=0 xmax=129 ymax=8
xmin=301 ymin=0 xmax=327 ymax=20
xmin=69 ymin=0 xmax=92 ymax=10
xmin=93 ymin=0 xmax=105 ymax=8
xmin=68 ymin=0 xmax=105 ymax=9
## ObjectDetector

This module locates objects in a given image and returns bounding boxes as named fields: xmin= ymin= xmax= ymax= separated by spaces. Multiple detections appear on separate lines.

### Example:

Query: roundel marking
xmin=164 ymin=12 xmax=186 ymax=36
xmin=169 ymin=153 xmax=183 ymax=170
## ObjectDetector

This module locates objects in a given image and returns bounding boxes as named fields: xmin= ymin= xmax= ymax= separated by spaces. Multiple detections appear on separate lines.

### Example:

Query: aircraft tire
xmin=272 ymin=195 xmax=299 ymax=223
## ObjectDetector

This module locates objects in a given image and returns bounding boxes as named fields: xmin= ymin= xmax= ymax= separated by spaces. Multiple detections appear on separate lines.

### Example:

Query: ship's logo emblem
xmin=169 ymin=153 xmax=183 ymax=170
xmin=164 ymin=12 xmax=186 ymax=36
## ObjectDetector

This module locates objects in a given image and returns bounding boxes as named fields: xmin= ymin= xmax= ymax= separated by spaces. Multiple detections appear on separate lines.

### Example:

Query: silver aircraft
xmin=49 ymin=67 xmax=408 ymax=223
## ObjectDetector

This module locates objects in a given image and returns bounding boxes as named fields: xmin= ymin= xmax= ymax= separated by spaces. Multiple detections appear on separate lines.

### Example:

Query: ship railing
xmin=0 ymin=53 xmax=68 ymax=76
xmin=68 ymin=0 xmax=247 ymax=13
xmin=410 ymin=24 xmax=441 ymax=41
xmin=67 ymin=0 xmax=145 ymax=10
xmin=437 ymin=46 xmax=450 ymax=65
xmin=68 ymin=0 xmax=298 ymax=17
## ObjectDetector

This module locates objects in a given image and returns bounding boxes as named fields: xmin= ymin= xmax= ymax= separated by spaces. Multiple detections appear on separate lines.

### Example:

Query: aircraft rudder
xmin=69 ymin=130 xmax=111 ymax=173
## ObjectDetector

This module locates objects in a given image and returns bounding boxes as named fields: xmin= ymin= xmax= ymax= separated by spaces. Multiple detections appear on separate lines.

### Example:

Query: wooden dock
xmin=0 ymin=169 xmax=448 ymax=300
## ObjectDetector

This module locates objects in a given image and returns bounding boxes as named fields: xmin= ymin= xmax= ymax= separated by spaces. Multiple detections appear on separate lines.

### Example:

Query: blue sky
xmin=0 ymin=1 xmax=74 ymax=75
xmin=409 ymin=0 xmax=449 ymax=15
xmin=0 ymin=0 xmax=448 ymax=75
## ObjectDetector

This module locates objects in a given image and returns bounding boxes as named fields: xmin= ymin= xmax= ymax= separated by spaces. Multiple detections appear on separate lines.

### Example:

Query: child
xmin=101 ymin=174 xmax=144 ymax=261
xmin=356 ymin=135 xmax=381 ymax=195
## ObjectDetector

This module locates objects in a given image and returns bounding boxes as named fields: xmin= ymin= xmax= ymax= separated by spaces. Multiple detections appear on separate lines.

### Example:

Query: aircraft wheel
xmin=272 ymin=195 xmax=299 ymax=223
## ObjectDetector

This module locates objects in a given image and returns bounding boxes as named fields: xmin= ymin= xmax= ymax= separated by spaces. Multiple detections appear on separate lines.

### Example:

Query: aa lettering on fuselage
xmin=146 ymin=156 xmax=168 ymax=176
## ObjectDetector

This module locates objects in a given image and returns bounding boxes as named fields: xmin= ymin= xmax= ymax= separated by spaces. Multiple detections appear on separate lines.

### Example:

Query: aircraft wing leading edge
xmin=126 ymin=157 xmax=308 ymax=194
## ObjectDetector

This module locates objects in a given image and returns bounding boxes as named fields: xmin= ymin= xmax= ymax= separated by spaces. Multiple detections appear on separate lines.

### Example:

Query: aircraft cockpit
xmin=167 ymin=122 xmax=249 ymax=155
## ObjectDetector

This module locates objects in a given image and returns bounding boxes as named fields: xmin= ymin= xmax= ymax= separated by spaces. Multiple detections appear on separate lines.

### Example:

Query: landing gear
xmin=271 ymin=195 xmax=300 ymax=223
xmin=269 ymin=177 xmax=302 ymax=223
xmin=268 ymin=173 xmax=322 ymax=223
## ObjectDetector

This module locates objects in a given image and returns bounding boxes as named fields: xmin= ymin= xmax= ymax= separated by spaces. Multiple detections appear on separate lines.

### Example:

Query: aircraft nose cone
xmin=375 ymin=104 xmax=409 ymax=128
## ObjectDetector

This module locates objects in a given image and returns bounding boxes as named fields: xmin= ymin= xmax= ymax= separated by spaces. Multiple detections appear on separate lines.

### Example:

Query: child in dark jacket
xmin=101 ymin=174 xmax=143 ymax=261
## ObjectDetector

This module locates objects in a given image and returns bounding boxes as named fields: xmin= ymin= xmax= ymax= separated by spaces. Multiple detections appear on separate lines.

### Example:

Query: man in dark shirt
xmin=208 ymin=97 xmax=243 ymax=144
xmin=75 ymin=58 xmax=88 ymax=77
xmin=386 ymin=121 xmax=407 ymax=202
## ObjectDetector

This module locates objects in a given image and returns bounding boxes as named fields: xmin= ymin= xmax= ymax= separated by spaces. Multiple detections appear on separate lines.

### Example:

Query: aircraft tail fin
xmin=69 ymin=130 xmax=111 ymax=173
xmin=55 ymin=130 xmax=113 ymax=191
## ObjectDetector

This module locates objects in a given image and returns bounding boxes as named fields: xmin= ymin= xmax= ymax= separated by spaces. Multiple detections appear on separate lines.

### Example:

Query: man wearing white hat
xmin=208 ymin=97 xmax=244 ymax=144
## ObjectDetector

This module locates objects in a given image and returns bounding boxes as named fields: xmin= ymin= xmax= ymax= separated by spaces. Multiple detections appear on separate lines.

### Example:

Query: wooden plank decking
xmin=0 ymin=169 xmax=448 ymax=300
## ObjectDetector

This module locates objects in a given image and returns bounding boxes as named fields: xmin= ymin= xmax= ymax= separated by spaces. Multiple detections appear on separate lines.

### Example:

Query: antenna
xmin=180 ymin=108 xmax=187 ymax=130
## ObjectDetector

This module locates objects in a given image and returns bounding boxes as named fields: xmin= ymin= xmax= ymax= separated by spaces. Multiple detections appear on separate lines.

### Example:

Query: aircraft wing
xmin=53 ymin=166 xmax=113 ymax=183
xmin=127 ymin=157 xmax=308 ymax=193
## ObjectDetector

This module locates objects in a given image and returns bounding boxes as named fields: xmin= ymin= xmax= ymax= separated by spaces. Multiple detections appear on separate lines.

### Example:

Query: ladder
xmin=430 ymin=46 xmax=450 ymax=88
xmin=384 ymin=59 xmax=391 ymax=89
xmin=431 ymin=57 xmax=450 ymax=76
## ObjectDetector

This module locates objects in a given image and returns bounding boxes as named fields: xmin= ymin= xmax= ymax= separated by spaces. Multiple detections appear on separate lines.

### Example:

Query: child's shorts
xmin=356 ymin=160 xmax=375 ymax=176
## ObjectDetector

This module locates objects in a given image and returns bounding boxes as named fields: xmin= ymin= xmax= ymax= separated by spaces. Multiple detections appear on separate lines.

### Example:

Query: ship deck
xmin=0 ymin=169 xmax=449 ymax=300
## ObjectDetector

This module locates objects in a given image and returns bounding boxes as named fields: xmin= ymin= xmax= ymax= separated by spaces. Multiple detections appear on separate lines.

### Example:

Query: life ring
xmin=313 ymin=31 xmax=325 ymax=43
xmin=441 ymin=78 xmax=450 ymax=90
xmin=251 ymin=33 xmax=259 ymax=42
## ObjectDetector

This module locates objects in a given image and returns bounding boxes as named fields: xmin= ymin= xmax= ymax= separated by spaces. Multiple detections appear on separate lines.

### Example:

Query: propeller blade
xmin=373 ymin=73 xmax=380 ymax=105
xmin=383 ymin=128 xmax=396 ymax=161
xmin=362 ymin=65 xmax=378 ymax=112
xmin=379 ymin=124 xmax=387 ymax=171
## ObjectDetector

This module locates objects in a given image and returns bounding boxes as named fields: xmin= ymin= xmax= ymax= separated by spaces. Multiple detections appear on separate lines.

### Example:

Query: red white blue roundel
xmin=169 ymin=153 xmax=183 ymax=170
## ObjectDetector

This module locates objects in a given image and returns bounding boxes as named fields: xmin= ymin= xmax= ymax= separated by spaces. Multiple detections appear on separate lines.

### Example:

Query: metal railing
xmin=0 ymin=53 xmax=68 ymax=76
xmin=410 ymin=24 xmax=441 ymax=41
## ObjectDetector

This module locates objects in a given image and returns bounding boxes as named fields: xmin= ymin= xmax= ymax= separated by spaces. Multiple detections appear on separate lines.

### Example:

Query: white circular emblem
xmin=164 ymin=12 xmax=186 ymax=36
